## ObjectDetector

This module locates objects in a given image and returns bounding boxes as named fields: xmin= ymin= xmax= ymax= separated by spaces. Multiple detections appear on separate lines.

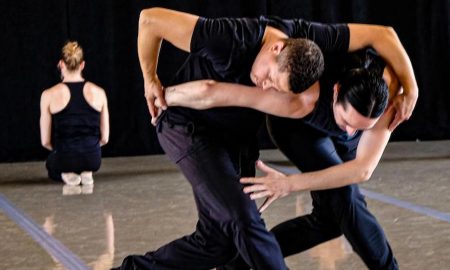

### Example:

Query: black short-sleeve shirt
xmin=170 ymin=16 xmax=350 ymax=137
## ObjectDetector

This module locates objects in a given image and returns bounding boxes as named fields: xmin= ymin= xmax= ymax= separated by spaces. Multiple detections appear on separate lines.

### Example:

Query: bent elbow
xmin=359 ymin=168 xmax=374 ymax=183
xmin=41 ymin=138 xmax=49 ymax=148
xmin=139 ymin=8 xmax=160 ymax=26
xmin=100 ymin=139 xmax=109 ymax=146
xmin=383 ymin=26 xmax=398 ymax=40
xmin=202 ymin=80 xmax=217 ymax=91
xmin=199 ymin=80 xmax=218 ymax=107
xmin=41 ymin=141 xmax=52 ymax=150
xmin=100 ymin=134 xmax=109 ymax=146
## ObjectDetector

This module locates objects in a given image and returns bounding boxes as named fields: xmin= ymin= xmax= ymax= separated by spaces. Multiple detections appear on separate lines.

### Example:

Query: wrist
xmin=286 ymin=175 xmax=295 ymax=194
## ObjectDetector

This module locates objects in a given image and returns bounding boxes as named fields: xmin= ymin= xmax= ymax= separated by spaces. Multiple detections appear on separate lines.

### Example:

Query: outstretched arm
xmin=138 ymin=7 xmax=199 ymax=122
xmin=243 ymin=105 xmax=395 ymax=212
xmin=161 ymin=80 xmax=317 ymax=118
xmin=348 ymin=24 xmax=418 ymax=130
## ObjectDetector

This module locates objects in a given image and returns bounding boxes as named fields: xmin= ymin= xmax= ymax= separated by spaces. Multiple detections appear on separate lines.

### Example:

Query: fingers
xmin=151 ymin=108 xmax=163 ymax=126
xmin=388 ymin=100 xmax=413 ymax=131
xmin=240 ymin=177 xmax=262 ymax=185
xmin=256 ymin=160 xmax=284 ymax=176
xmin=259 ymin=197 xmax=276 ymax=212
xmin=249 ymin=190 xmax=271 ymax=200
xmin=146 ymin=98 xmax=158 ymax=120
xmin=388 ymin=116 xmax=401 ymax=132
xmin=243 ymin=184 xmax=267 ymax=194
xmin=154 ymin=90 xmax=168 ymax=109
xmin=255 ymin=160 xmax=273 ymax=173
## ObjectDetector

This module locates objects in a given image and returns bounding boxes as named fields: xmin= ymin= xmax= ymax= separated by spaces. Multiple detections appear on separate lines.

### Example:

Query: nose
xmin=346 ymin=126 xmax=357 ymax=136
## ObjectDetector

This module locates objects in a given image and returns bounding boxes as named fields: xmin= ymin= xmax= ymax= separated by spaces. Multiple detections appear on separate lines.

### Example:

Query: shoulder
xmin=85 ymin=81 xmax=104 ymax=92
xmin=41 ymin=83 xmax=66 ymax=99
xmin=85 ymin=81 xmax=107 ymax=100
xmin=193 ymin=16 xmax=263 ymax=44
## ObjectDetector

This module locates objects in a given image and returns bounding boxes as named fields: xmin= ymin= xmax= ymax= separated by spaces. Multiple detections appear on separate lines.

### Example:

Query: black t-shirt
xmin=169 ymin=16 xmax=350 ymax=138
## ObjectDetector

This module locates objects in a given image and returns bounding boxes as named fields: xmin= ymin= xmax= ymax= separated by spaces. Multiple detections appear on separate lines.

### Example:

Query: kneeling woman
xmin=40 ymin=41 xmax=109 ymax=186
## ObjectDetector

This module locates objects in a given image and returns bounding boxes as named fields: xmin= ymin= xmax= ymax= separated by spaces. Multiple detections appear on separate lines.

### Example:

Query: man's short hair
xmin=277 ymin=38 xmax=324 ymax=93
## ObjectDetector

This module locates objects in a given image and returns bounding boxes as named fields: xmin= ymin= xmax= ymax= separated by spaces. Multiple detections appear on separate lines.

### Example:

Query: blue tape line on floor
xmin=268 ymin=164 xmax=450 ymax=223
xmin=0 ymin=193 xmax=90 ymax=270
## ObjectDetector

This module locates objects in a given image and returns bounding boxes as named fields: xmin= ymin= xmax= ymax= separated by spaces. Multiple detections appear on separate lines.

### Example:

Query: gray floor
xmin=1 ymin=141 xmax=449 ymax=270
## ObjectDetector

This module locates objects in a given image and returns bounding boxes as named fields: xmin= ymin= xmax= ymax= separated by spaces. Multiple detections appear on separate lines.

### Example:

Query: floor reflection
xmin=295 ymin=194 xmax=353 ymax=270
xmin=43 ymin=211 xmax=115 ymax=270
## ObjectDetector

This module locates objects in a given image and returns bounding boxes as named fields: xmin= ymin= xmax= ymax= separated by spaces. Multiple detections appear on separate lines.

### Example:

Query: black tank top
xmin=52 ymin=82 xmax=100 ymax=154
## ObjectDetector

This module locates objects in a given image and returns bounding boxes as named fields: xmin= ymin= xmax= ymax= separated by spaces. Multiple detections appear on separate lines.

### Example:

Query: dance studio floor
xmin=1 ymin=140 xmax=449 ymax=270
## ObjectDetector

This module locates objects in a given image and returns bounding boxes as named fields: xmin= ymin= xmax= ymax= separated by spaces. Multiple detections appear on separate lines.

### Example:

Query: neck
xmin=302 ymin=81 xmax=321 ymax=112
xmin=261 ymin=26 xmax=288 ymax=48
xmin=62 ymin=72 xmax=84 ymax=82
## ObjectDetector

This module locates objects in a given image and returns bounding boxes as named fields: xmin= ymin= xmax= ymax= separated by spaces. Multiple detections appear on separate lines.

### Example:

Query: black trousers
xmin=267 ymin=116 xmax=398 ymax=270
xmin=114 ymin=111 xmax=286 ymax=270
xmin=220 ymin=116 xmax=398 ymax=270
xmin=46 ymin=149 xmax=101 ymax=181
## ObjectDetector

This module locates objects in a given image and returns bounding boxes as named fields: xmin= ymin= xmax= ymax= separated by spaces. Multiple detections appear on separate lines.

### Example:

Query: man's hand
xmin=240 ymin=160 xmax=291 ymax=212
xmin=144 ymin=77 xmax=167 ymax=125
xmin=389 ymin=92 xmax=417 ymax=131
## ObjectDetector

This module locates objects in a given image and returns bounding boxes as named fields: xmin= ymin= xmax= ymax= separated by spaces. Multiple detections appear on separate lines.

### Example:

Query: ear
xmin=270 ymin=40 xmax=285 ymax=55
xmin=333 ymin=83 xmax=340 ymax=104
xmin=79 ymin=61 xmax=85 ymax=71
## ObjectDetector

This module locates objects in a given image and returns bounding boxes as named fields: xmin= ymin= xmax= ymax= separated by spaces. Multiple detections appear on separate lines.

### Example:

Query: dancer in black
xmin=40 ymin=41 xmax=109 ymax=186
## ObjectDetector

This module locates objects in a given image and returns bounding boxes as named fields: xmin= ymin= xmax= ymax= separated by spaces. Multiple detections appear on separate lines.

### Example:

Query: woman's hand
xmin=240 ymin=160 xmax=292 ymax=212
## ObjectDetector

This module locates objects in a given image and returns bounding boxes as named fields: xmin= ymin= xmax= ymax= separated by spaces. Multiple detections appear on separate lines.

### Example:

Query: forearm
xmin=138 ymin=11 xmax=162 ymax=83
xmin=100 ymin=107 xmax=110 ymax=146
xmin=288 ymin=113 xmax=392 ymax=193
xmin=42 ymin=143 xmax=53 ymax=151
xmin=287 ymin=160 xmax=371 ymax=192
xmin=164 ymin=80 xmax=217 ymax=109
xmin=40 ymin=99 xmax=53 ymax=151
xmin=349 ymin=25 xmax=418 ymax=97
xmin=375 ymin=28 xmax=417 ymax=97
xmin=164 ymin=80 xmax=311 ymax=118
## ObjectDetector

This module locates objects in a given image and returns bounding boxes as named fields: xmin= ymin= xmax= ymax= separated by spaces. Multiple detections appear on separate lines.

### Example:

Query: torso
xmin=47 ymin=81 xmax=102 ymax=153
xmin=48 ymin=81 xmax=103 ymax=114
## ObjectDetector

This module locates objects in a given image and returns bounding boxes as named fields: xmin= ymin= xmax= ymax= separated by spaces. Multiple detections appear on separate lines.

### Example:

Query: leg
xmin=267 ymin=116 xmax=397 ymax=269
xmin=46 ymin=151 xmax=62 ymax=182
xmin=115 ymin=112 xmax=286 ymax=270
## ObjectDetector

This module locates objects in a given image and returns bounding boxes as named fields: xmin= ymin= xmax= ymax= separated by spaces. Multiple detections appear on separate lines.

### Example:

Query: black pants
xmin=114 ymin=111 xmax=286 ymax=270
xmin=266 ymin=116 xmax=398 ymax=270
xmin=221 ymin=117 xmax=398 ymax=270
xmin=46 ymin=150 xmax=101 ymax=181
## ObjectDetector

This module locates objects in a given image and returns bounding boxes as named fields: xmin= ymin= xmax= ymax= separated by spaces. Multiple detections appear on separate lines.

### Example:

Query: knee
xmin=218 ymin=204 xmax=265 ymax=235
xmin=323 ymin=185 xmax=366 ymax=219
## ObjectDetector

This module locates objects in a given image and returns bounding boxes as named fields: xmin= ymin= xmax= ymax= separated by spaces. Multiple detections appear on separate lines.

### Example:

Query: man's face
xmin=251 ymin=48 xmax=291 ymax=92
xmin=333 ymin=100 xmax=379 ymax=136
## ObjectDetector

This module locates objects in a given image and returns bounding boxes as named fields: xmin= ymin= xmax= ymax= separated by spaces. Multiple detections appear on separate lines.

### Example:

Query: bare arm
xmin=138 ymin=7 xmax=199 ymax=121
xmin=99 ymin=90 xmax=110 ymax=146
xmin=40 ymin=91 xmax=53 ymax=151
xmin=348 ymin=24 xmax=418 ymax=130
xmin=162 ymin=80 xmax=317 ymax=118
